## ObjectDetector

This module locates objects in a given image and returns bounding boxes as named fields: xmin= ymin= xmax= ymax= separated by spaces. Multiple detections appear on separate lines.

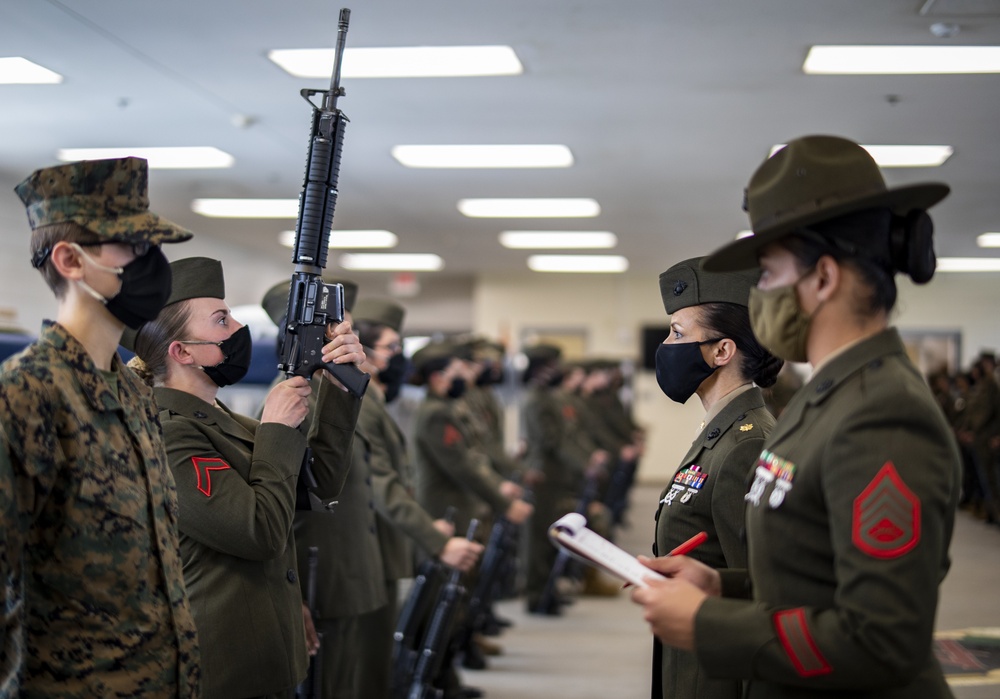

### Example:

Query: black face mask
xmin=75 ymin=245 xmax=173 ymax=329
xmin=547 ymin=369 xmax=565 ymax=388
xmin=447 ymin=377 xmax=467 ymax=399
xmin=380 ymin=352 xmax=410 ymax=404
xmin=201 ymin=325 xmax=253 ymax=387
xmin=654 ymin=338 xmax=721 ymax=404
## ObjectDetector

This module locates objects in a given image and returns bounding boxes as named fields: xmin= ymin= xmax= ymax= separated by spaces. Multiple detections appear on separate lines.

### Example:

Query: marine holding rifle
xmin=128 ymin=257 xmax=365 ymax=698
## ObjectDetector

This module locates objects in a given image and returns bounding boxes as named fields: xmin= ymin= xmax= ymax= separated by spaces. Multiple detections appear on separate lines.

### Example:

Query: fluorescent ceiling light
xmin=769 ymin=143 xmax=952 ymax=168
xmin=339 ymin=253 xmax=443 ymax=271
xmin=527 ymin=255 xmax=629 ymax=273
xmin=0 ymin=57 xmax=62 ymax=84
xmin=192 ymin=199 xmax=298 ymax=218
xmin=803 ymin=45 xmax=1000 ymax=74
xmin=936 ymin=257 xmax=1000 ymax=272
xmin=58 ymin=146 xmax=234 ymax=169
xmin=279 ymin=229 xmax=398 ymax=248
xmin=736 ymin=230 xmax=754 ymax=240
xmin=392 ymin=145 xmax=572 ymax=169
xmin=976 ymin=233 xmax=1000 ymax=248
xmin=269 ymin=45 xmax=522 ymax=79
xmin=459 ymin=198 xmax=600 ymax=218
xmin=499 ymin=231 xmax=617 ymax=249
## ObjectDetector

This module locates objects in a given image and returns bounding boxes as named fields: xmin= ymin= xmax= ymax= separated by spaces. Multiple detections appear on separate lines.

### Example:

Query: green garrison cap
xmin=353 ymin=298 xmax=405 ymax=333
xmin=523 ymin=343 xmax=561 ymax=364
xmin=260 ymin=277 xmax=358 ymax=326
xmin=411 ymin=340 xmax=458 ymax=378
xmin=703 ymin=135 xmax=949 ymax=271
xmin=659 ymin=256 xmax=759 ymax=314
xmin=15 ymin=157 xmax=193 ymax=244
xmin=120 ymin=257 xmax=223 ymax=351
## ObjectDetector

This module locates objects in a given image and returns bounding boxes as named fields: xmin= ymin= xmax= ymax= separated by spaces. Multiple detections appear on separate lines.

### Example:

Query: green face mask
xmin=748 ymin=283 xmax=812 ymax=363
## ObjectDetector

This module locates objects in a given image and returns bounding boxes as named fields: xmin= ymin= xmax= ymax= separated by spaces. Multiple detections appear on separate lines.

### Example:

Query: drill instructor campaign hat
xmin=16 ymin=158 xmax=193 ymax=260
xmin=703 ymin=135 xmax=949 ymax=271
xmin=659 ymin=256 xmax=760 ymax=315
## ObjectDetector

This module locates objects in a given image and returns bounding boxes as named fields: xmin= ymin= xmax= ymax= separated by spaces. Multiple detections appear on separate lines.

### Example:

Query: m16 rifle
xmin=407 ymin=520 xmax=479 ymax=699
xmin=278 ymin=7 xmax=369 ymax=399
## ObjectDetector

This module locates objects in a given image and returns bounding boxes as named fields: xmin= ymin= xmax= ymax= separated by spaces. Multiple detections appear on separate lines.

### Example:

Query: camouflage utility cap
xmin=659 ymin=256 xmax=759 ymax=314
xmin=15 ymin=157 xmax=193 ymax=244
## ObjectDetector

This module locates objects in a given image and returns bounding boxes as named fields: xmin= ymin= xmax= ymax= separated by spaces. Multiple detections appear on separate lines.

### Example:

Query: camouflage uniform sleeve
xmin=0 ymin=431 xmax=24 ymax=695
xmin=418 ymin=409 xmax=509 ymax=515
xmin=696 ymin=399 xmax=959 ymax=690
xmin=368 ymin=432 xmax=449 ymax=557
xmin=306 ymin=376 xmax=362 ymax=500
xmin=164 ymin=416 xmax=306 ymax=561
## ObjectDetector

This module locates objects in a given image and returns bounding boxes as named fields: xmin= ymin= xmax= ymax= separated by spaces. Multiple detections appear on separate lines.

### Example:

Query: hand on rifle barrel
xmin=439 ymin=537 xmax=484 ymax=572
xmin=301 ymin=602 xmax=320 ymax=656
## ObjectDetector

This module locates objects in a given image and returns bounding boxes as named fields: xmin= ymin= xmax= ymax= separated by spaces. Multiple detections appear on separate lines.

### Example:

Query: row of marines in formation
xmin=2 ymin=132 xmax=969 ymax=699
xmin=0 ymin=153 xmax=643 ymax=699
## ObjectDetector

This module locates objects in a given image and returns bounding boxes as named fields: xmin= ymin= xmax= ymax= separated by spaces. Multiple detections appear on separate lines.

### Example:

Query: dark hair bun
xmin=890 ymin=210 xmax=936 ymax=284
xmin=752 ymin=354 xmax=784 ymax=388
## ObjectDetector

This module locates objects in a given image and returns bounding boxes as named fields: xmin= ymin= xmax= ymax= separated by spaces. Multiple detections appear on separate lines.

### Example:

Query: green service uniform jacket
xmin=695 ymin=329 xmax=961 ymax=698
xmin=413 ymin=393 xmax=509 ymax=536
xmin=652 ymin=386 xmax=775 ymax=699
xmin=292 ymin=378 xmax=382 ymax=619
xmin=0 ymin=322 xmax=199 ymax=698
xmin=156 ymin=385 xmax=314 ymax=698
xmin=360 ymin=384 xmax=448 ymax=581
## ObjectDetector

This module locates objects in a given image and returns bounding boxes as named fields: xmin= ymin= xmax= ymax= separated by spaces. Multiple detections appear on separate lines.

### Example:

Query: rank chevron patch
xmin=852 ymin=461 xmax=920 ymax=558
xmin=191 ymin=456 xmax=231 ymax=498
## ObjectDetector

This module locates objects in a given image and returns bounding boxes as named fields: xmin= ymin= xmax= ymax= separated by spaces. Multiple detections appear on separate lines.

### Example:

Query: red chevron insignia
xmin=562 ymin=405 xmax=576 ymax=420
xmin=191 ymin=457 xmax=231 ymax=497
xmin=852 ymin=461 xmax=920 ymax=559
xmin=443 ymin=424 xmax=463 ymax=447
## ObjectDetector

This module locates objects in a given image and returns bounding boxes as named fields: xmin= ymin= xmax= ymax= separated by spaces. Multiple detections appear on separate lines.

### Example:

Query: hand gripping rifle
xmin=455 ymin=515 xmax=513 ymax=655
xmin=390 ymin=508 xmax=456 ymax=698
xmin=407 ymin=519 xmax=479 ymax=699
xmin=278 ymin=7 xmax=369 ymax=399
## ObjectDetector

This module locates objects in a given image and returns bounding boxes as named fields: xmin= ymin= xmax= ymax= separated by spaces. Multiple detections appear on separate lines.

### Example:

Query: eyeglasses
xmin=374 ymin=341 xmax=402 ymax=354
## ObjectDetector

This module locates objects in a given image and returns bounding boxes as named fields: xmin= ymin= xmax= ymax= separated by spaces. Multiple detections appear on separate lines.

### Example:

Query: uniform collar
xmin=39 ymin=320 xmax=128 ymax=414
xmin=769 ymin=327 xmax=905 ymax=445
xmin=153 ymin=386 xmax=256 ymax=443
xmin=692 ymin=386 xmax=767 ymax=453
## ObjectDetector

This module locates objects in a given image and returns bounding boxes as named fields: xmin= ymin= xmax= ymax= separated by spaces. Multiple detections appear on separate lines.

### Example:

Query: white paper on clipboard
xmin=548 ymin=513 xmax=666 ymax=588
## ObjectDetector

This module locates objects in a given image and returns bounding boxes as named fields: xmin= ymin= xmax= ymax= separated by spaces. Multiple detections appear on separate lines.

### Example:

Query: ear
xmin=167 ymin=340 xmax=197 ymax=366
xmin=812 ymin=254 xmax=842 ymax=303
xmin=49 ymin=241 xmax=86 ymax=281
xmin=712 ymin=338 xmax=738 ymax=368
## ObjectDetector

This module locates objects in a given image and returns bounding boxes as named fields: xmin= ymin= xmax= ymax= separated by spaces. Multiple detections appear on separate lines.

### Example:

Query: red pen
xmin=668 ymin=531 xmax=708 ymax=556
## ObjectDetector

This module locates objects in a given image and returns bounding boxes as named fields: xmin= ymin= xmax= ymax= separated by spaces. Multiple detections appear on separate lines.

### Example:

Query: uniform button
xmin=736 ymin=413 xmax=747 ymax=421
xmin=365 ymin=475 xmax=372 ymax=486
xmin=370 ymin=525 xmax=376 ymax=534
xmin=286 ymin=568 xmax=297 ymax=583
xmin=193 ymin=410 xmax=207 ymax=419
xmin=707 ymin=428 xmax=721 ymax=440
xmin=369 ymin=501 xmax=375 ymax=510
xmin=816 ymin=379 xmax=833 ymax=393
xmin=868 ymin=359 xmax=883 ymax=370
